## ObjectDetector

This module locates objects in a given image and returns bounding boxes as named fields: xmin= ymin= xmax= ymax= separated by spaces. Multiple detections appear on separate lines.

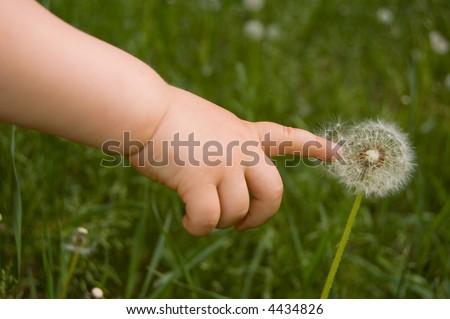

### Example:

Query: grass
xmin=0 ymin=0 xmax=449 ymax=298
xmin=9 ymin=126 xmax=22 ymax=279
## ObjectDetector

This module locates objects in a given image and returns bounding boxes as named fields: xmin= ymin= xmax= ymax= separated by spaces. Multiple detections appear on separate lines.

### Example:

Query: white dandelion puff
xmin=243 ymin=19 xmax=265 ymax=41
xmin=429 ymin=31 xmax=449 ymax=55
xmin=376 ymin=8 xmax=394 ymax=25
xmin=63 ymin=226 xmax=96 ymax=255
xmin=243 ymin=0 xmax=265 ymax=12
xmin=325 ymin=119 xmax=415 ymax=197
xmin=321 ymin=120 xmax=415 ymax=298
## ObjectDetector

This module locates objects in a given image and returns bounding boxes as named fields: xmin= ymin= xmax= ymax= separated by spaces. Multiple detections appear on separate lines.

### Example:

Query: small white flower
xmin=243 ymin=19 xmax=265 ymax=41
xmin=243 ymin=0 xmax=265 ymax=12
xmin=429 ymin=31 xmax=449 ymax=55
xmin=91 ymin=287 xmax=104 ymax=299
xmin=376 ymin=8 xmax=394 ymax=25
xmin=324 ymin=120 xmax=415 ymax=197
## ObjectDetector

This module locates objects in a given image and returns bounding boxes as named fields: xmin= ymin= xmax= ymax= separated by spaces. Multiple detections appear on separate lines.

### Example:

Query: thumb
xmin=253 ymin=121 xmax=340 ymax=161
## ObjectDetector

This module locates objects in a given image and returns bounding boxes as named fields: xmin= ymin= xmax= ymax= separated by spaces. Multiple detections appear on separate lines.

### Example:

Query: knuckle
xmin=282 ymin=125 xmax=295 ymax=140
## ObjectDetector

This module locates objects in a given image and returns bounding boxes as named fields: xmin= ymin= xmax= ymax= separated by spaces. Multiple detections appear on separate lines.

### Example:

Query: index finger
xmin=254 ymin=121 xmax=341 ymax=161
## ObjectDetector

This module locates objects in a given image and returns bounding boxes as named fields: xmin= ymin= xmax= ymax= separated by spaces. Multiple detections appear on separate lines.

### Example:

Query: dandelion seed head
xmin=376 ymin=8 xmax=394 ymax=25
xmin=429 ymin=31 xmax=449 ymax=55
xmin=243 ymin=0 xmax=265 ymax=12
xmin=63 ymin=226 xmax=95 ymax=255
xmin=243 ymin=19 xmax=265 ymax=41
xmin=324 ymin=119 xmax=415 ymax=197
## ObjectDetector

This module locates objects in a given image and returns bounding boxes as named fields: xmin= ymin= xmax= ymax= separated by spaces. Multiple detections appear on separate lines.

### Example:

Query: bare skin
xmin=0 ymin=0 xmax=336 ymax=236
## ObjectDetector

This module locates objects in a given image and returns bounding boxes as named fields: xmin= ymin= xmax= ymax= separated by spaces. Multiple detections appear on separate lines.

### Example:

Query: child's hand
xmin=0 ymin=1 xmax=337 ymax=236
xmin=129 ymin=86 xmax=335 ymax=236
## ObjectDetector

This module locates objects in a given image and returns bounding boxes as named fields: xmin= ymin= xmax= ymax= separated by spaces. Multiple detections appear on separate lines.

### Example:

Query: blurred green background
xmin=1 ymin=0 xmax=449 ymax=298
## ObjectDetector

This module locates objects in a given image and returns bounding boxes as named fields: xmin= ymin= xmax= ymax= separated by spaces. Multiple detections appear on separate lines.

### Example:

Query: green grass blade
xmin=26 ymin=268 xmax=38 ymax=298
xmin=240 ymin=229 xmax=273 ymax=298
xmin=41 ymin=230 xmax=55 ymax=298
xmin=139 ymin=209 xmax=172 ymax=298
xmin=10 ymin=126 xmax=23 ymax=278
xmin=147 ymin=268 xmax=229 ymax=299
xmin=124 ymin=181 xmax=151 ymax=298
xmin=150 ymin=234 xmax=229 ymax=298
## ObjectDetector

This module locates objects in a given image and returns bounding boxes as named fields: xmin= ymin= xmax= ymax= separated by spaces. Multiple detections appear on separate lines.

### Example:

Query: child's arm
xmin=0 ymin=0 xmax=336 ymax=236
xmin=0 ymin=0 xmax=168 ymax=152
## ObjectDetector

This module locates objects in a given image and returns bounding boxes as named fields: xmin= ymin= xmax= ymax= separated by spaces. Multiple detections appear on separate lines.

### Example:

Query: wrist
xmin=103 ymin=76 xmax=172 ymax=157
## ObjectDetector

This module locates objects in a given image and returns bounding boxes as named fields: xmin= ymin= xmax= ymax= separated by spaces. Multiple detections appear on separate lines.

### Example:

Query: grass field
xmin=1 ymin=0 xmax=449 ymax=298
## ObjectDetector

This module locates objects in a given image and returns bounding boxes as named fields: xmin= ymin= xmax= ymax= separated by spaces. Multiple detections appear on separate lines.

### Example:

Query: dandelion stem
xmin=59 ymin=252 xmax=80 ymax=299
xmin=321 ymin=191 xmax=364 ymax=299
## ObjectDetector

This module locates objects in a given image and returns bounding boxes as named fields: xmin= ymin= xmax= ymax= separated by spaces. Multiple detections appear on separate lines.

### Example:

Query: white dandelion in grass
xmin=243 ymin=0 xmax=265 ymax=12
xmin=320 ymin=119 xmax=415 ymax=298
xmin=327 ymin=119 xmax=415 ymax=197
xmin=376 ymin=8 xmax=394 ymax=25
xmin=429 ymin=31 xmax=449 ymax=55
xmin=243 ymin=19 xmax=265 ymax=41
xmin=63 ymin=226 xmax=95 ymax=255
xmin=60 ymin=227 xmax=96 ymax=298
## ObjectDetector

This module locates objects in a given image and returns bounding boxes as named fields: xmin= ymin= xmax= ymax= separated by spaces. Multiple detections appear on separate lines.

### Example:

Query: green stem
xmin=59 ymin=252 xmax=80 ymax=299
xmin=321 ymin=192 xmax=364 ymax=299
